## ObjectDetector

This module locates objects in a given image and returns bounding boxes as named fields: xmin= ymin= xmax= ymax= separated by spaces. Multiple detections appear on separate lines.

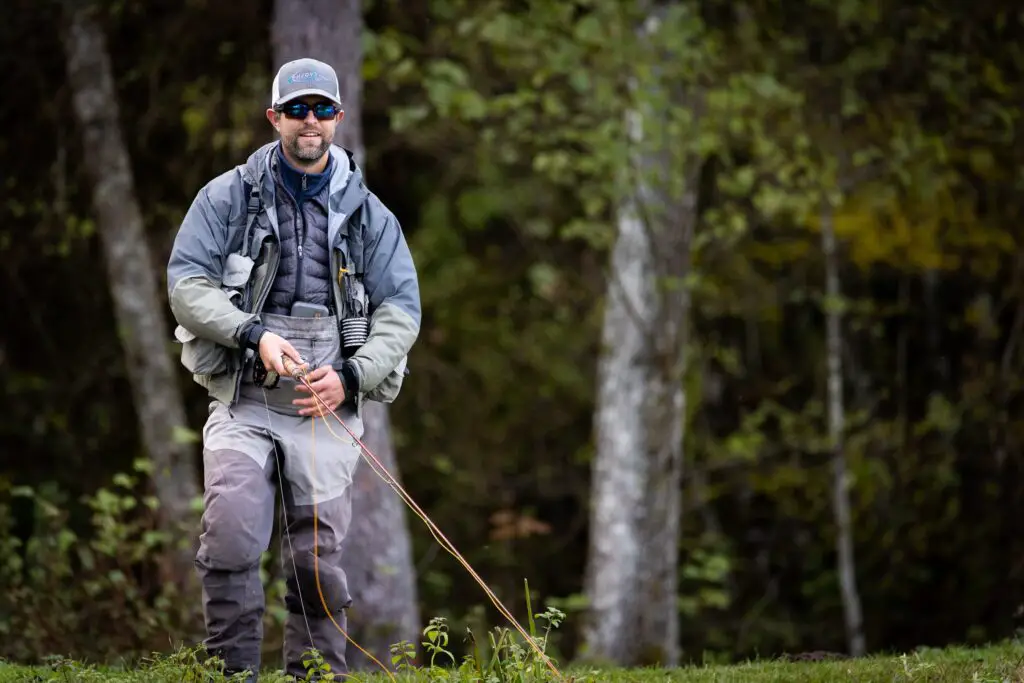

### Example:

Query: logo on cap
xmin=287 ymin=71 xmax=332 ymax=85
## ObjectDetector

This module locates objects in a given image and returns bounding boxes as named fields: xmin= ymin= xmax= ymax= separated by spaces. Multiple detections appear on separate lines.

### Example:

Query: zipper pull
xmin=298 ymin=243 xmax=303 ymax=258
xmin=302 ymin=174 xmax=307 ymax=192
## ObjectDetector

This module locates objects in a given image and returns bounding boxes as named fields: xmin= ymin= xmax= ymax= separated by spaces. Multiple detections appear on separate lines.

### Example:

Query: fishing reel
xmin=252 ymin=353 xmax=309 ymax=389
xmin=251 ymin=355 xmax=280 ymax=389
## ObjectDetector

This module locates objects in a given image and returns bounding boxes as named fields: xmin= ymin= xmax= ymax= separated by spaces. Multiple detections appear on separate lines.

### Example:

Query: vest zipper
xmin=298 ymin=173 xmax=307 ymax=258
xmin=299 ymin=172 xmax=305 ymax=258
xmin=294 ymin=174 xmax=307 ymax=305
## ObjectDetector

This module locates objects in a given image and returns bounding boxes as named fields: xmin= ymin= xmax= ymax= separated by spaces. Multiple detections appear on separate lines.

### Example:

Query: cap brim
xmin=273 ymin=88 xmax=342 ymax=107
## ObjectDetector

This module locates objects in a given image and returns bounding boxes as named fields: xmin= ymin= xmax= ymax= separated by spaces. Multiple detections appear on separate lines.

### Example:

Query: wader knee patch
xmin=285 ymin=556 xmax=352 ymax=618
xmin=197 ymin=449 xmax=275 ymax=572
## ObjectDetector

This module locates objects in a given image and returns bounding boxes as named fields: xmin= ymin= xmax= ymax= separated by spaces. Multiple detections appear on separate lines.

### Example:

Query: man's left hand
xmin=293 ymin=365 xmax=345 ymax=416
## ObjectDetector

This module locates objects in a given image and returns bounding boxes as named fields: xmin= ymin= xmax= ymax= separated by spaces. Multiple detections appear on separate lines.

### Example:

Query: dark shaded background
xmin=1 ymin=0 xmax=1023 ymax=668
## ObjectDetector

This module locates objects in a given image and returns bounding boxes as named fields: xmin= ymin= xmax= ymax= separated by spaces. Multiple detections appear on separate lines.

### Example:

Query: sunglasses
xmin=275 ymin=101 xmax=341 ymax=120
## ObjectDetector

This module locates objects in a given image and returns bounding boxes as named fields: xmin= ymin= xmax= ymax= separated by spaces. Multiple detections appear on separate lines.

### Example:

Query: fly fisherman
xmin=166 ymin=57 xmax=420 ymax=681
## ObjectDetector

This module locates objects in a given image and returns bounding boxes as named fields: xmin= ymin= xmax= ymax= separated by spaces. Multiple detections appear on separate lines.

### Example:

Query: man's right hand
xmin=258 ymin=331 xmax=306 ymax=376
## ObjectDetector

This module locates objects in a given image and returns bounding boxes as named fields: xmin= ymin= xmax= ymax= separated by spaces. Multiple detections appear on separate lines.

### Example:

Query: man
xmin=166 ymin=57 xmax=420 ymax=681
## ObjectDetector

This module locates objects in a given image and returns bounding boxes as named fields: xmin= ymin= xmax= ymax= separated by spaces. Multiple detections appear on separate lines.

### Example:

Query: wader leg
xmin=222 ymin=311 xmax=362 ymax=678
xmin=281 ymin=486 xmax=355 ymax=679
xmin=194 ymin=404 xmax=277 ymax=679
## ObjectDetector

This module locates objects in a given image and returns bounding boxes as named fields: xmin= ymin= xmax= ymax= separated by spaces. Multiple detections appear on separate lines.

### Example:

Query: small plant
xmin=389 ymin=639 xmax=417 ymax=672
xmin=422 ymin=617 xmax=456 ymax=668
xmin=299 ymin=648 xmax=335 ymax=681
xmin=148 ymin=643 xmax=246 ymax=682
xmin=381 ymin=579 xmax=585 ymax=683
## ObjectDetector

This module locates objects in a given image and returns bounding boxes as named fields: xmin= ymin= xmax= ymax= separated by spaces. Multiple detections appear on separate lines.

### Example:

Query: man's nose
xmin=304 ymin=110 xmax=318 ymax=124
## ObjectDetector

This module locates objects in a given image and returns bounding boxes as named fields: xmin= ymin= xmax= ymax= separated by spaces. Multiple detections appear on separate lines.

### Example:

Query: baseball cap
xmin=271 ymin=58 xmax=343 ymax=108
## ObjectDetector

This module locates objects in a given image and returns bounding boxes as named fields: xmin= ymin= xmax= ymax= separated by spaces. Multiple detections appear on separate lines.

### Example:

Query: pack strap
xmin=241 ymin=180 xmax=261 ymax=256
xmin=239 ymin=145 xmax=272 ymax=257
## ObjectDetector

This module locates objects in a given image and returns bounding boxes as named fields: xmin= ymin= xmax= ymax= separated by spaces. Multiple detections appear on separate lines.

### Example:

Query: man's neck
xmin=280 ymin=146 xmax=329 ymax=175
xmin=276 ymin=143 xmax=333 ymax=203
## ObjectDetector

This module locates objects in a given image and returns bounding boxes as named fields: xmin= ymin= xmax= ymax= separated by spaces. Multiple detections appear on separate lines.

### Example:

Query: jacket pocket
xmin=222 ymin=253 xmax=255 ymax=307
xmin=174 ymin=324 xmax=231 ymax=376
xmin=364 ymin=355 xmax=408 ymax=404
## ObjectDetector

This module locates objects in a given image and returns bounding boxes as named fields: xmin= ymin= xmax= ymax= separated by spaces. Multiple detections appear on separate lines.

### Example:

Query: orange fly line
xmin=282 ymin=356 xmax=566 ymax=681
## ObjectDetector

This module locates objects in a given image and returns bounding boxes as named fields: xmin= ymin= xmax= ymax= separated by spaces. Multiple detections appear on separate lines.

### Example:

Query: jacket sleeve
xmin=166 ymin=180 xmax=255 ymax=349
xmin=347 ymin=209 xmax=421 ymax=392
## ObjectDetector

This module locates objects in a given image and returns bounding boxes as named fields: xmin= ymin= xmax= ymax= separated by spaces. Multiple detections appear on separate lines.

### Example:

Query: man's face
xmin=266 ymin=97 xmax=344 ymax=165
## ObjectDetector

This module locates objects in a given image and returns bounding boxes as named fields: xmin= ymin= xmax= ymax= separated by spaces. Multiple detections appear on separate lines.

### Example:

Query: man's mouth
xmin=300 ymin=131 xmax=320 ymax=138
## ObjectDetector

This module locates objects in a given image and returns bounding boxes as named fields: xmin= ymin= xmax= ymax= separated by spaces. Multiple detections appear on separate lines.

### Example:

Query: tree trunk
xmin=581 ymin=6 xmax=693 ymax=666
xmin=821 ymin=201 xmax=865 ymax=657
xmin=61 ymin=2 xmax=200 ymax=585
xmin=636 ymin=178 xmax=694 ymax=667
xmin=923 ymin=269 xmax=946 ymax=385
xmin=340 ymin=402 xmax=420 ymax=668
xmin=272 ymin=0 xmax=420 ymax=668
xmin=580 ymin=136 xmax=655 ymax=664
xmin=271 ymin=0 xmax=363 ymax=164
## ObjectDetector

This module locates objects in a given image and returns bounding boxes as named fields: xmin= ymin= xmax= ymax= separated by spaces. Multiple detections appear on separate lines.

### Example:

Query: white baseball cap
xmin=270 ymin=58 xmax=343 ymax=108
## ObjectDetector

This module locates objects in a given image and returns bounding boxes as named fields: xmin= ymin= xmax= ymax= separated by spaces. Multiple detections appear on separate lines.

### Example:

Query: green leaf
xmin=171 ymin=425 xmax=200 ymax=445
xmin=574 ymin=14 xmax=603 ymax=43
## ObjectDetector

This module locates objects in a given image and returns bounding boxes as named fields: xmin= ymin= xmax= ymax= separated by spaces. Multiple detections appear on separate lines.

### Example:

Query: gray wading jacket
xmin=166 ymin=141 xmax=421 ymax=413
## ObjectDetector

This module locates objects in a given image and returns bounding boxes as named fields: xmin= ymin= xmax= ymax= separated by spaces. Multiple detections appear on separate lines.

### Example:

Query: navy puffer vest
xmin=264 ymin=145 xmax=333 ymax=315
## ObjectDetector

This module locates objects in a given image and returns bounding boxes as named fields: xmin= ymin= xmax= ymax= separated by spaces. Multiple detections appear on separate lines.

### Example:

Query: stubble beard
xmin=286 ymin=129 xmax=333 ymax=163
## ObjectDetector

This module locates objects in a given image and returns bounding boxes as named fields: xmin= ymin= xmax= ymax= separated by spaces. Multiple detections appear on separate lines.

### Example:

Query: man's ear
xmin=265 ymin=108 xmax=279 ymax=128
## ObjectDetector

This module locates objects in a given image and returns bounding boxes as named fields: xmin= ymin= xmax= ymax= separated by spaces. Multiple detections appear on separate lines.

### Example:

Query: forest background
xmin=1 ymin=0 xmax=1023 ymax=673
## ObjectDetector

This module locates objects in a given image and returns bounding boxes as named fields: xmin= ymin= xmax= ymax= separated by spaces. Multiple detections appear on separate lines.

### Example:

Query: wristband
xmin=331 ymin=359 xmax=360 ymax=405
xmin=243 ymin=323 xmax=267 ymax=351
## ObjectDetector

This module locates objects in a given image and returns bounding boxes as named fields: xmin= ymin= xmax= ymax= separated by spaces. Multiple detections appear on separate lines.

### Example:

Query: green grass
xmin=2 ymin=641 xmax=1024 ymax=683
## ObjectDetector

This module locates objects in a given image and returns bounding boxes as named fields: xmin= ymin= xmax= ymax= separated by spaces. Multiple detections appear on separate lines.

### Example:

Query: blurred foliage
xmin=0 ymin=465 xmax=201 ymax=661
xmin=0 ymin=0 xmax=1023 ymax=668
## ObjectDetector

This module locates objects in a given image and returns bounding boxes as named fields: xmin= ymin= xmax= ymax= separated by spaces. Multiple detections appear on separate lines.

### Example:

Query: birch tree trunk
xmin=272 ymin=0 xmax=420 ymax=668
xmin=636 ymin=172 xmax=695 ymax=666
xmin=581 ymin=119 xmax=656 ymax=663
xmin=821 ymin=201 xmax=865 ymax=656
xmin=61 ymin=2 xmax=200 ymax=587
xmin=581 ymin=6 xmax=694 ymax=666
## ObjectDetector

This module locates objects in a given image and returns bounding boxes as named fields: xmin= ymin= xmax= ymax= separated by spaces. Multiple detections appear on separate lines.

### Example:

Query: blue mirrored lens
xmin=279 ymin=102 xmax=339 ymax=119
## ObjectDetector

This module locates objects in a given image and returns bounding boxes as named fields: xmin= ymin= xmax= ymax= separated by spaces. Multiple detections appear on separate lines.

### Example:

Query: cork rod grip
xmin=282 ymin=355 xmax=306 ymax=379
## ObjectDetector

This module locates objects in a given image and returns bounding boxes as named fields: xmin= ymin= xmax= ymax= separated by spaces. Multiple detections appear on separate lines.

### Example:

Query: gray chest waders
xmin=192 ymin=172 xmax=369 ymax=679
